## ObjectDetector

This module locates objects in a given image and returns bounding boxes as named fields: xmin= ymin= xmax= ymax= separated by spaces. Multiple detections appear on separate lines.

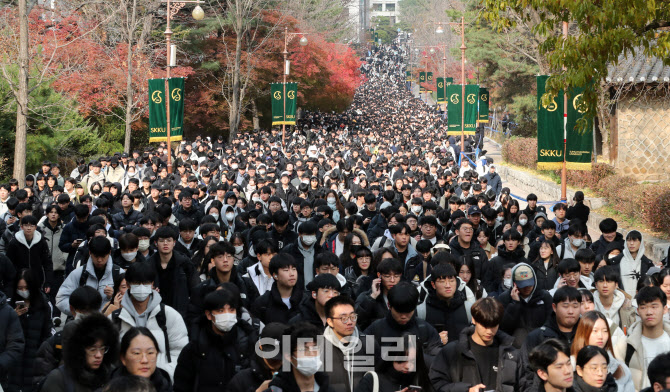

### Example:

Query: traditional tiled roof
xmin=606 ymin=50 xmax=670 ymax=84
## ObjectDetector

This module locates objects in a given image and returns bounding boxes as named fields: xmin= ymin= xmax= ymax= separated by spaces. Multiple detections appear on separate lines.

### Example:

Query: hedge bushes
xmin=501 ymin=137 xmax=537 ymax=169
xmin=501 ymin=137 xmax=670 ymax=235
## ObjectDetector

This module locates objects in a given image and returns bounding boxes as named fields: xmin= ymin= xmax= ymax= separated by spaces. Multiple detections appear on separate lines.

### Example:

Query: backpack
xmin=78 ymin=264 xmax=122 ymax=288
xmin=111 ymin=303 xmax=172 ymax=362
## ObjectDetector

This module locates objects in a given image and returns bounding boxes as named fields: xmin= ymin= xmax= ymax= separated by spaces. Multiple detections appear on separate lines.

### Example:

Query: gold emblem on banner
xmin=171 ymin=88 xmax=181 ymax=101
xmin=438 ymin=82 xmax=444 ymax=88
xmin=151 ymin=91 xmax=162 ymax=104
xmin=573 ymin=94 xmax=586 ymax=113
xmin=481 ymin=94 xmax=488 ymax=102
xmin=273 ymin=91 xmax=282 ymax=100
xmin=287 ymin=90 xmax=296 ymax=100
xmin=450 ymin=94 xmax=460 ymax=104
xmin=467 ymin=94 xmax=476 ymax=104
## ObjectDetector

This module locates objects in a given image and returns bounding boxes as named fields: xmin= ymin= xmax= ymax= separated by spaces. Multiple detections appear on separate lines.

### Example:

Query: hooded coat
xmin=415 ymin=278 xmax=472 ymax=341
xmin=610 ymin=235 xmax=653 ymax=297
xmin=498 ymin=263 xmax=553 ymax=348
xmin=622 ymin=320 xmax=670 ymax=391
xmin=115 ymin=291 xmax=189 ymax=380
xmin=250 ymin=282 xmax=303 ymax=325
xmin=591 ymin=232 xmax=624 ymax=258
xmin=38 ymin=219 xmax=67 ymax=273
xmin=6 ymin=230 xmax=54 ymax=290
xmin=55 ymin=256 xmax=122 ymax=315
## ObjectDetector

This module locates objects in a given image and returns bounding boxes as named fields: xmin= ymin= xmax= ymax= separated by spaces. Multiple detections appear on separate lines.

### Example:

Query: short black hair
xmin=287 ymin=322 xmax=320 ymax=355
xmin=593 ymin=266 xmax=620 ymax=283
xmin=389 ymin=222 xmax=410 ymax=236
xmin=553 ymin=286 xmax=582 ymax=304
xmin=272 ymin=210 xmax=290 ymax=226
xmin=298 ymin=220 xmax=317 ymax=235
xmin=209 ymin=241 xmax=235 ymax=258
xmin=430 ymin=263 xmax=457 ymax=282
xmin=647 ymin=352 xmax=670 ymax=388
xmin=89 ymin=236 xmax=112 ymax=257
xmin=387 ymin=282 xmax=419 ymax=313
xmin=324 ymin=295 xmax=355 ymax=319
xmin=575 ymin=345 xmax=609 ymax=369
xmin=203 ymin=287 xmax=239 ymax=311
xmin=599 ymin=218 xmax=617 ymax=234
xmin=502 ymin=229 xmax=522 ymax=241
xmin=154 ymin=226 xmax=177 ymax=240
xmin=541 ymin=220 xmax=556 ymax=230
xmin=626 ymin=230 xmax=642 ymax=242
xmin=314 ymin=252 xmax=339 ymax=269
xmin=636 ymin=286 xmax=666 ymax=307
xmin=20 ymin=215 xmax=37 ymax=226
xmin=575 ymin=248 xmax=595 ymax=264
xmin=255 ymin=239 xmax=278 ymax=255
xmin=471 ymin=297 xmax=505 ymax=328
xmin=118 ymin=233 xmax=139 ymax=251
xmin=269 ymin=254 xmax=298 ymax=275
xmin=376 ymin=258 xmax=403 ymax=275
xmin=179 ymin=218 xmax=198 ymax=232
xmin=557 ymin=258 xmax=580 ymax=275
xmin=529 ymin=338 xmax=570 ymax=373
xmin=102 ymin=375 xmax=155 ymax=392
xmin=69 ymin=286 xmax=103 ymax=312
xmin=125 ymin=261 xmax=156 ymax=284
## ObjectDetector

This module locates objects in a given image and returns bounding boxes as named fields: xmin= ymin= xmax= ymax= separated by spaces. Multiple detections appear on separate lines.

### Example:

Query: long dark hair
xmin=11 ymin=269 xmax=47 ymax=309
xmin=535 ymin=239 xmax=559 ymax=269
xmin=459 ymin=257 xmax=484 ymax=300
xmin=192 ymin=235 xmax=218 ymax=275
xmin=120 ymin=327 xmax=160 ymax=359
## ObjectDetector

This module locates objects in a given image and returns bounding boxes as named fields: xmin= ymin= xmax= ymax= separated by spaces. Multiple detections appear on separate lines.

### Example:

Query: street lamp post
xmin=436 ymin=17 xmax=466 ymax=163
xmin=161 ymin=0 xmax=204 ymax=173
xmin=281 ymin=27 xmax=308 ymax=147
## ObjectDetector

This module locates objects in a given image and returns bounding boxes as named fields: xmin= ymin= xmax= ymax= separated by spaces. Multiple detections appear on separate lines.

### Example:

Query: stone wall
xmin=616 ymin=96 xmax=670 ymax=181
xmin=496 ymin=162 xmax=670 ymax=262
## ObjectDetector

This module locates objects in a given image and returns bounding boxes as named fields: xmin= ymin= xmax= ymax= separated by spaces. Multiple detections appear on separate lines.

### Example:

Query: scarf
xmin=323 ymin=326 xmax=360 ymax=392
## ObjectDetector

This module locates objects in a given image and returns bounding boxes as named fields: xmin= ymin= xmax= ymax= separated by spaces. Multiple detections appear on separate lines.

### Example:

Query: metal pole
xmin=165 ymin=0 xmax=172 ymax=173
xmin=282 ymin=27 xmax=288 ymax=148
xmin=561 ymin=20 xmax=568 ymax=202
xmin=460 ymin=16 xmax=466 ymax=164
xmin=442 ymin=50 xmax=446 ymax=113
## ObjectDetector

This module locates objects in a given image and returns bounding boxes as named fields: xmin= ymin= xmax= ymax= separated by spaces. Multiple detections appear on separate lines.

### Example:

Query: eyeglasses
xmin=332 ymin=313 xmax=358 ymax=323
xmin=584 ymin=364 xmax=608 ymax=374
xmin=157 ymin=238 xmax=173 ymax=244
xmin=381 ymin=274 xmax=402 ymax=281
xmin=459 ymin=227 xmax=474 ymax=233
xmin=126 ymin=350 xmax=158 ymax=362
xmin=85 ymin=346 xmax=109 ymax=355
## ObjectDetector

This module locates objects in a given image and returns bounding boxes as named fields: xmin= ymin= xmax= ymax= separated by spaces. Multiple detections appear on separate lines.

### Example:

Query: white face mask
xmin=327 ymin=197 xmax=336 ymax=204
xmin=496 ymin=216 xmax=504 ymax=222
xmin=252 ymin=197 xmax=261 ymax=203
xmin=16 ymin=289 xmax=30 ymax=299
xmin=302 ymin=235 xmax=317 ymax=246
xmin=503 ymin=278 xmax=512 ymax=289
xmin=213 ymin=313 xmax=237 ymax=332
xmin=129 ymin=284 xmax=152 ymax=302
xmin=248 ymin=245 xmax=256 ymax=258
xmin=294 ymin=355 xmax=322 ymax=376
xmin=234 ymin=245 xmax=244 ymax=254
xmin=571 ymin=238 xmax=584 ymax=248
xmin=411 ymin=206 xmax=422 ymax=214
xmin=225 ymin=212 xmax=235 ymax=221
xmin=231 ymin=164 xmax=239 ymax=170
xmin=210 ymin=213 xmax=220 ymax=221
xmin=121 ymin=251 xmax=137 ymax=262
xmin=519 ymin=219 xmax=528 ymax=226
xmin=138 ymin=239 xmax=150 ymax=252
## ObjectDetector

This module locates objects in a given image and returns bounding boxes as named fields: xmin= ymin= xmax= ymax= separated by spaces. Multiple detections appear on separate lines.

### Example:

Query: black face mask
xmin=350 ymin=245 xmax=362 ymax=254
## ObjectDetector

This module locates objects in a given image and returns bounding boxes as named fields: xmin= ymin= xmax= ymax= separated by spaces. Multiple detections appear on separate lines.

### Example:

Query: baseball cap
xmin=513 ymin=264 xmax=536 ymax=289
xmin=467 ymin=206 xmax=482 ymax=216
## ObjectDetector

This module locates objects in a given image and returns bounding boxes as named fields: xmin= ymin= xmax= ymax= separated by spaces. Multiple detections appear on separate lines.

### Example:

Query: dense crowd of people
xmin=0 ymin=41 xmax=669 ymax=392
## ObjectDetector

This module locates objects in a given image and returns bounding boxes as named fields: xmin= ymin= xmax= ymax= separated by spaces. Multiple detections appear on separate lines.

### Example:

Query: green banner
xmin=478 ymin=88 xmax=489 ymax=123
xmin=437 ymin=78 xmax=445 ymax=103
xmin=271 ymin=83 xmax=298 ymax=126
xmin=447 ymin=84 xmax=462 ymax=135
xmin=566 ymin=86 xmax=592 ymax=170
xmin=374 ymin=32 xmax=378 ymax=41
xmin=464 ymin=84 xmax=479 ymax=134
xmin=406 ymin=71 xmax=411 ymax=81
xmin=148 ymin=77 xmax=184 ymax=142
xmin=419 ymin=72 xmax=426 ymax=92
xmin=427 ymin=72 xmax=433 ymax=82
xmin=536 ymin=75 xmax=564 ymax=170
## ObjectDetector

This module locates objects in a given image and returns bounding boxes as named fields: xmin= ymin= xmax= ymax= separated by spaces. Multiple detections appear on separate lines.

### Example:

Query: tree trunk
xmin=123 ymin=0 xmax=138 ymax=153
xmin=251 ymin=99 xmax=259 ymax=130
xmin=228 ymin=0 xmax=243 ymax=142
xmin=14 ymin=0 xmax=29 ymax=187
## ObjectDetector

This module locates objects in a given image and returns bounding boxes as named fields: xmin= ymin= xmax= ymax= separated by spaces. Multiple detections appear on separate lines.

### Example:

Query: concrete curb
xmin=488 ymin=140 xmax=670 ymax=263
